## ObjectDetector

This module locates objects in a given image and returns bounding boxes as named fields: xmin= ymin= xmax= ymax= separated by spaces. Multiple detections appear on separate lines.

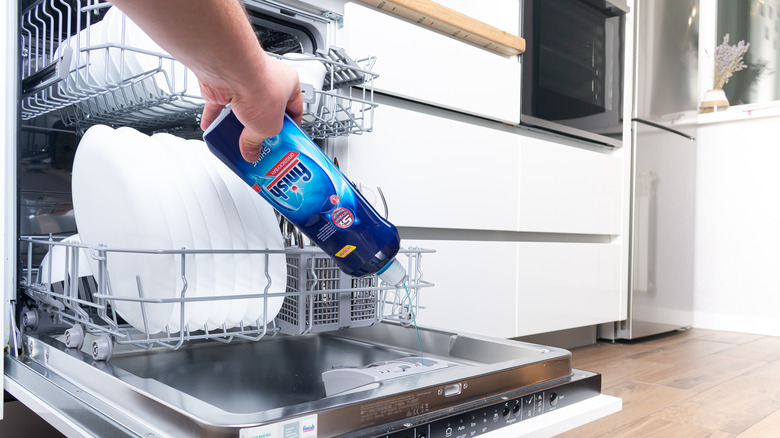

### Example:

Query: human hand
xmin=199 ymin=53 xmax=304 ymax=162
xmin=107 ymin=0 xmax=303 ymax=161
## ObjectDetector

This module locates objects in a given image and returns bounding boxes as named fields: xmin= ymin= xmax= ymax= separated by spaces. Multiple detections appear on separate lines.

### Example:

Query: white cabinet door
xmin=404 ymin=239 xmax=518 ymax=338
xmin=339 ymin=2 xmax=521 ymax=124
xmin=342 ymin=104 xmax=521 ymax=231
xmin=401 ymin=239 xmax=622 ymax=338
xmin=516 ymin=242 xmax=622 ymax=336
xmin=517 ymin=137 xmax=623 ymax=235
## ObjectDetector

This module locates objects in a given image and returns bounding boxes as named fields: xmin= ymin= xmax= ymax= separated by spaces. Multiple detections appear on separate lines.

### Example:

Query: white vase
xmin=699 ymin=88 xmax=730 ymax=113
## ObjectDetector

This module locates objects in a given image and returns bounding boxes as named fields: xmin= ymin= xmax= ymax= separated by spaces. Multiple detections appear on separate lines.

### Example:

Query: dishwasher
xmin=3 ymin=1 xmax=618 ymax=436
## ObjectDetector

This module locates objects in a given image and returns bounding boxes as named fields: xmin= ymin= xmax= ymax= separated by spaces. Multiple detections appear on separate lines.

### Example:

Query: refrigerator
xmin=600 ymin=0 xmax=699 ymax=340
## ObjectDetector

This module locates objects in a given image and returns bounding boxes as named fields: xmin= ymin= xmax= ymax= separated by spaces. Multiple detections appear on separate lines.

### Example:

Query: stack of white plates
xmin=54 ymin=6 xmax=201 ymax=116
xmin=71 ymin=125 xmax=286 ymax=334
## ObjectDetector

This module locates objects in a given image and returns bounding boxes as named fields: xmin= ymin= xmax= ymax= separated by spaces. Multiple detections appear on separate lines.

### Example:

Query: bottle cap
xmin=378 ymin=258 xmax=407 ymax=287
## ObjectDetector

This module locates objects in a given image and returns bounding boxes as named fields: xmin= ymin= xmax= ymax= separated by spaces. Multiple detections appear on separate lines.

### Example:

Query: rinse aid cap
xmin=378 ymin=258 xmax=407 ymax=288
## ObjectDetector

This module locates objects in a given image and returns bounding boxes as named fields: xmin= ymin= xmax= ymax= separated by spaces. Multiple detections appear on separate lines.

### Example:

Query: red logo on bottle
xmin=331 ymin=207 xmax=354 ymax=229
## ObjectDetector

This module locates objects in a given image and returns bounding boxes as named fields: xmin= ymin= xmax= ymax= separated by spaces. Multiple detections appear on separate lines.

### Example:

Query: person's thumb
xmin=239 ymin=127 xmax=265 ymax=163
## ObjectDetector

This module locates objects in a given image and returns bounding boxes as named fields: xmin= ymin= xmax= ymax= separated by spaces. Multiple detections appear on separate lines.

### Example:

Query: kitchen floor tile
xmin=563 ymin=330 xmax=780 ymax=437
xmin=624 ymin=339 xmax=734 ymax=364
xmin=715 ymin=337 xmax=780 ymax=362
xmin=603 ymin=416 xmax=736 ymax=438
xmin=695 ymin=331 xmax=763 ymax=345
xmin=744 ymin=359 xmax=780 ymax=381
xmin=556 ymin=381 xmax=696 ymax=437
xmin=650 ymin=374 xmax=780 ymax=434
xmin=736 ymin=408 xmax=780 ymax=437
xmin=634 ymin=353 xmax=765 ymax=392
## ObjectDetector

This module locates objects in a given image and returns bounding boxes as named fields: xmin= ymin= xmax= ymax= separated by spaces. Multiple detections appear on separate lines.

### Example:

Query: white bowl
xmin=39 ymin=234 xmax=92 ymax=285
xmin=281 ymin=53 xmax=327 ymax=113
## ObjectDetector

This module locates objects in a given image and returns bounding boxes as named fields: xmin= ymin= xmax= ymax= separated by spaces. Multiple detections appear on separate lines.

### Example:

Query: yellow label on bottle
xmin=335 ymin=245 xmax=356 ymax=258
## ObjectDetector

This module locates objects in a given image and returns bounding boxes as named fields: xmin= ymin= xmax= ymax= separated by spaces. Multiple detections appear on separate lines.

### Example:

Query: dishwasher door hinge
xmin=322 ymin=11 xmax=343 ymax=28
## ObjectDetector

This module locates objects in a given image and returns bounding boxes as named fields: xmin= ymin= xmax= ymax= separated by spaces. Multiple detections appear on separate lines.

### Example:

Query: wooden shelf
xmin=357 ymin=0 xmax=525 ymax=56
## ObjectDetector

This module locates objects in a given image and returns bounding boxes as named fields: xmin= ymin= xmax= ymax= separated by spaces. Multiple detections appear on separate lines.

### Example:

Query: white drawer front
xmin=343 ymin=104 xmax=521 ymax=231
xmin=404 ymin=239 xmax=518 ymax=338
xmin=516 ymin=242 xmax=622 ymax=336
xmin=518 ymin=137 xmax=623 ymax=235
xmin=340 ymin=3 xmax=521 ymax=124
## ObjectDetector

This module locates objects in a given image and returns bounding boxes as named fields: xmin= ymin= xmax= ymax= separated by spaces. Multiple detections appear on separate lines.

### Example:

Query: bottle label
xmin=203 ymin=107 xmax=401 ymax=277
xmin=335 ymin=245 xmax=356 ymax=258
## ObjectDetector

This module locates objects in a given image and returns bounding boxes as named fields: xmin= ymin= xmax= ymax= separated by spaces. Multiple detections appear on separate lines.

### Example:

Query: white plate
xmin=117 ymin=126 xmax=193 ymax=334
xmin=39 ymin=234 xmax=92 ymax=285
xmin=207 ymin=156 xmax=256 ymax=327
xmin=149 ymin=132 xmax=210 ymax=332
xmin=72 ymin=125 xmax=175 ymax=334
xmin=103 ymin=6 xmax=200 ymax=99
xmin=101 ymin=7 xmax=165 ymax=106
xmin=246 ymin=190 xmax=288 ymax=326
xmin=55 ymin=20 xmax=118 ymax=113
xmin=207 ymin=153 xmax=287 ymax=326
xmin=152 ymin=133 xmax=219 ymax=330
xmin=187 ymin=140 xmax=242 ymax=330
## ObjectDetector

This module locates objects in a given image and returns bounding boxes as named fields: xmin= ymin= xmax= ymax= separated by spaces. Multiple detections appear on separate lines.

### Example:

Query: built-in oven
xmin=521 ymin=0 xmax=629 ymax=148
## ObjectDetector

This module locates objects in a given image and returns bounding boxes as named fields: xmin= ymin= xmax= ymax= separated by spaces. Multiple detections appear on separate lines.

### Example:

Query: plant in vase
xmin=700 ymin=34 xmax=750 ymax=113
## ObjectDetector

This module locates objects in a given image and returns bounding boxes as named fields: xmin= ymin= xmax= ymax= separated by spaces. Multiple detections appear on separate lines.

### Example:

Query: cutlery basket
xmin=278 ymin=252 xmax=380 ymax=335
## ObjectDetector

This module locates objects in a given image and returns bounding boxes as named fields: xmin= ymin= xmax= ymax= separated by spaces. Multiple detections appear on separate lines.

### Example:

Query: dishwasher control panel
xmin=376 ymin=371 xmax=600 ymax=438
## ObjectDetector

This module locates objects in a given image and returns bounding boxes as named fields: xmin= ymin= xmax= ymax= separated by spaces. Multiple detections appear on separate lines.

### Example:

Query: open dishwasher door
xmin=4 ymin=322 xmax=620 ymax=437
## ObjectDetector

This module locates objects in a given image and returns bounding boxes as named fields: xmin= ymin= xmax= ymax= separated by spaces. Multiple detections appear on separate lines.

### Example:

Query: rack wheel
xmin=91 ymin=335 xmax=113 ymax=361
xmin=23 ymin=309 xmax=39 ymax=330
xmin=65 ymin=324 xmax=85 ymax=349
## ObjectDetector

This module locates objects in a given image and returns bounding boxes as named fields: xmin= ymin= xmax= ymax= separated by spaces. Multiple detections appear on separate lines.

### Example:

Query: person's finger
xmin=286 ymin=82 xmax=304 ymax=125
xmin=200 ymin=102 xmax=224 ymax=131
xmin=239 ymin=127 xmax=265 ymax=162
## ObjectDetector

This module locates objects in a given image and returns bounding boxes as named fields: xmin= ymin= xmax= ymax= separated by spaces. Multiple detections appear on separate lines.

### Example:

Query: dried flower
xmin=713 ymin=34 xmax=749 ymax=89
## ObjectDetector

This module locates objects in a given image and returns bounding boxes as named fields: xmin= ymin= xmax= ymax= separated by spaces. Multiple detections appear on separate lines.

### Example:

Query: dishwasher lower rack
xmin=18 ymin=236 xmax=433 ymax=361
xmin=20 ymin=0 xmax=378 ymax=138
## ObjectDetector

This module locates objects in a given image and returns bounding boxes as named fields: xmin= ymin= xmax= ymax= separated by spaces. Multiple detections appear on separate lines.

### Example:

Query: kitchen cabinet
xmin=404 ymin=239 xmax=519 ymax=338
xmin=402 ymin=239 xmax=622 ymax=338
xmin=517 ymin=137 xmax=623 ymax=235
xmin=342 ymin=102 xmax=522 ymax=232
xmin=338 ymin=2 xmax=521 ymax=124
xmin=515 ymin=242 xmax=622 ymax=336
xmin=338 ymin=99 xmax=626 ymax=337
xmin=342 ymin=102 xmax=623 ymax=235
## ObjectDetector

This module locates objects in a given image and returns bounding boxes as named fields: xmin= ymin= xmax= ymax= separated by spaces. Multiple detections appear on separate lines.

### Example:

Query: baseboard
xmin=513 ymin=326 xmax=597 ymax=349
xmin=693 ymin=311 xmax=780 ymax=336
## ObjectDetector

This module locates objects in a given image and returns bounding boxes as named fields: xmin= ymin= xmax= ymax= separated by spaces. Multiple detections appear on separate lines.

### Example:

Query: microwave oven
xmin=521 ymin=0 xmax=629 ymax=148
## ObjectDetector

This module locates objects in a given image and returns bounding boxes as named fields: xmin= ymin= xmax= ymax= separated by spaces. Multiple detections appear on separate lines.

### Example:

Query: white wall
xmin=694 ymin=115 xmax=780 ymax=335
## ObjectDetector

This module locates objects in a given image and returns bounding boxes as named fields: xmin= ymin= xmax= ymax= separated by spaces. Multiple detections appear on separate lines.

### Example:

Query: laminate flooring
xmin=558 ymin=329 xmax=780 ymax=437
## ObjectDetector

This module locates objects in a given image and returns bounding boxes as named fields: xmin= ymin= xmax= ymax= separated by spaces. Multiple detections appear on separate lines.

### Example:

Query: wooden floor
xmin=558 ymin=328 xmax=780 ymax=437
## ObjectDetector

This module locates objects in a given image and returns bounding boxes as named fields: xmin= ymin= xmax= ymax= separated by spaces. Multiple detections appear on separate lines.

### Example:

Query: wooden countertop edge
xmin=356 ymin=0 xmax=525 ymax=56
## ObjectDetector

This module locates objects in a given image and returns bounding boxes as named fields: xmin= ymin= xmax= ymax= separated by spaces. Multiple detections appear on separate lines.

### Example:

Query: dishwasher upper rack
xmin=18 ymin=236 xmax=432 ymax=361
xmin=20 ymin=0 xmax=379 ymax=138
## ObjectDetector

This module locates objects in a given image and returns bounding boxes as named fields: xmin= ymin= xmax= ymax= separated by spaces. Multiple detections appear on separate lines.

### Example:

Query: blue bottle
xmin=203 ymin=106 xmax=407 ymax=286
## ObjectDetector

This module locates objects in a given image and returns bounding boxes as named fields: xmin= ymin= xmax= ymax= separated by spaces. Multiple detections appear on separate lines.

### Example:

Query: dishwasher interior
xmin=7 ymin=1 xmax=603 ymax=437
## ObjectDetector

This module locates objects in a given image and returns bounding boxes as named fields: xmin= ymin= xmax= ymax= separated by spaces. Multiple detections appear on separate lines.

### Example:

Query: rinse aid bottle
xmin=203 ymin=106 xmax=407 ymax=287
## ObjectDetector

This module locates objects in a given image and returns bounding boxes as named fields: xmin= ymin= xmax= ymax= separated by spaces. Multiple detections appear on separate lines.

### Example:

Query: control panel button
xmin=444 ymin=383 xmax=462 ymax=397
xmin=550 ymin=392 xmax=559 ymax=407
